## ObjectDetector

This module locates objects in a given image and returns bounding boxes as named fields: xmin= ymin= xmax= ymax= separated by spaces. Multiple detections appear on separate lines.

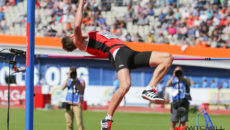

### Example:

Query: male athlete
xmin=61 ymin=0 xmax=173 ymax=129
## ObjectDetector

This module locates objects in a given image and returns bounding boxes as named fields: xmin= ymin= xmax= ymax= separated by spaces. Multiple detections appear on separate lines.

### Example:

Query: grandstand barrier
xmin=1 ymin=35 xmax=230 ymax=58
xmin=0 ymin=85 xmax=230 ymax=108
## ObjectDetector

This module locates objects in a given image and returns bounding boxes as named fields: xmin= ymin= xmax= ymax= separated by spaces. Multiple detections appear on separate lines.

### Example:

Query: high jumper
xmin=61 ymin=0 xmax=173 ymax=129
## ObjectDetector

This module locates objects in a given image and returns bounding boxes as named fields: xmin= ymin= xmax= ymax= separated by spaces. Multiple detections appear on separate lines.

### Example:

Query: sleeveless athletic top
xmin=85 ymin=31 xmax=125 ymax=58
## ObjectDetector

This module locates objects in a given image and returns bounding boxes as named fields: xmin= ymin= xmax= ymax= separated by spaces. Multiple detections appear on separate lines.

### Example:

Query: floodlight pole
xmin=25 ymin=0 xmax=35 ymax=130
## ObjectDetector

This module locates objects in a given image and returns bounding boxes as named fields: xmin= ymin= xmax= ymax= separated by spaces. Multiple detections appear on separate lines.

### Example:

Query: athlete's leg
xmin=107 ymin=68 xmax=131 ymax=116
xmin=148 ymin=52 xmax=173 ymax=88
xmin=170 ymin=121 xmax=177 ymax=130
xmin=141 ymin=52 xmax=173 ymax=103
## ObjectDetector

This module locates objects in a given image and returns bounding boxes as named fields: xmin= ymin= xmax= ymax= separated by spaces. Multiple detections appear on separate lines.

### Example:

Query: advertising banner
xmin=0 ymin=86 xmax=41 ymax=105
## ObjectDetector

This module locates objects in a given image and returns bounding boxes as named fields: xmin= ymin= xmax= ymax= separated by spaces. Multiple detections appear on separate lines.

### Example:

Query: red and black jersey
xmin=85 ymin=31 xmax=125 ymax=58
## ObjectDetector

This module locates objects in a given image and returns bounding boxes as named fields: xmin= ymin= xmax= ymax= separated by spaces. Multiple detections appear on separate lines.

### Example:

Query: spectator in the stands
xmin=124 ymin=8 xmax=135 ymax=23
xmin=154 ymin=25 xmax=163 ymax=38
xmin=0 ymin=0 xmax=6 ymax=7
xmin=101 ymin=0 xmax=111 ymax=11
xmin=0 ymin=8 xmax=5 ymax=21
xmin=123 ymin=0 xmax=130 ymax=6
xmin=97 ymin=14 xmax=106 ymax=25
xmin=168 ymin=24 xmax=176 ymax=35
xmin=137 ymin=4 xmax=142 ymax=15
xmin=222 ymin=81 xmax=229 ymax=89
xmin=156 ymin=0 xmax=168 ymax=7
xmin=48 ymin=21 xmax=57 ymax=37
xmin=35 ymin=14 xmax=41 ymax=28
xmin=168 ymin=0 xmax=177 ymax=6
xmin=199 ymin=22 xmax=209 ymax=41
xmin=147 ymin=31 xmax=154 ymax=43
xmin=119 ymin=16 xmax=127 ymax=29
xmin=187 ymin=26 xmax=196 ymax=39
xmin=210 ymin=80 xmax=217 ymax=88
xmin=133 ymin=32 xmax=144 ymax=42
xmin=147 ymin=3 xmax=154 ymax=16
xmin=191 ymin=81 xmax=200 ymax=88
xmin=0 ymin=17 xmax=7 ymax=32
xmin=167 ymin=7 xmax=174 ymax=16
xmin=158 ymin=10 xmax=167 ymax=22
xmin=186 ymin=16 xmax=194 ymax=28
xmin=124 ymin=32 xmax=133 ymax=42
xmin=174 ymin=8 xmax=181 ymax=21
xmin=210 ymin=29 xmax=220 ymax=47
xmin=202 ymin=79 xmax=208 ymax=88
xmin=222 ymin=21 xmax=230 ymax=42
xmin=220 ymin=15 xmax=228 ymax=27
xmin=155 ymin=33 xmax=166 ymax=44
xmin=138 ymin=13 xmax=149 ymax=26
xmin=132 ymin=14 xmax=139 ymax=25
xmin=9 ymin=0 xmax=16 ymax=6
xmin=181 ymin=8 xmax=190 ymax=19
xmin=90 ymin=0 xmax=99 ymax=13
xmin=57 ymin=29 xmax=67 ymax=37
xmin=16 ymin=14 xmax=26 ymax=27
xmin=177 ymin=23 xmax=187 ymax=40
xmin=47 ymin=0 xmax=54 ymax=9
xmin=35 ymin=0 xmax=40 ymax=9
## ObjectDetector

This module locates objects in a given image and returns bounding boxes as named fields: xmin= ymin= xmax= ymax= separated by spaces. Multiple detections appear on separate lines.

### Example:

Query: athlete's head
xmin=61 ymin=36 xmax=76 ymax=52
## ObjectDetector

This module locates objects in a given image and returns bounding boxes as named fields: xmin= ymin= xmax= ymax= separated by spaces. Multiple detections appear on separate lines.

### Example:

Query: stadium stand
xmin=0 ymin=0 xmax=230 ymax=48
xmin=0 ymin=0 xmax=230 ymax=89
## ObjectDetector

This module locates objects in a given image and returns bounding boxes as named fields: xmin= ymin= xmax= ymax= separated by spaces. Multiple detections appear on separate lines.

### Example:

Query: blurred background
xmin=0 ymin=0 xmax=230 ymax=129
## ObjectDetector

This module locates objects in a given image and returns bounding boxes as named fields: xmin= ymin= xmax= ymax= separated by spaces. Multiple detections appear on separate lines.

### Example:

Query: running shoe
xmin=101 ymin=119 xmax=113 ymax=130
xmin=141 ymin=89 xmax=165 ymax=104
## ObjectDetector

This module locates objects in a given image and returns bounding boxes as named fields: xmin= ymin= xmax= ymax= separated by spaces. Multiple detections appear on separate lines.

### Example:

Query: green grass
xmin=0 ymin=108 xmax=230 ymax=130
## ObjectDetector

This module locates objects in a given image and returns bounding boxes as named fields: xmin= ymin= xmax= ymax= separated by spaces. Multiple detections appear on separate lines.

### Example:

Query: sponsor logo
xmin=118 ymin=64 xmax=125 ymax=68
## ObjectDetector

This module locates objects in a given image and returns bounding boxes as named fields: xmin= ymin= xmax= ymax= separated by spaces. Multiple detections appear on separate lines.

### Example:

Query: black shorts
xmin=109 ymin=46 xmax=152 ymax=72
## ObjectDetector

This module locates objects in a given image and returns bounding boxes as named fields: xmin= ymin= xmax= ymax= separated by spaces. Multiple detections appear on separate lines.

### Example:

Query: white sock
xmin=105 ymin=114 xmax=112 ymax=120
xmin=146 ymin=85 xmax=153 ymax=90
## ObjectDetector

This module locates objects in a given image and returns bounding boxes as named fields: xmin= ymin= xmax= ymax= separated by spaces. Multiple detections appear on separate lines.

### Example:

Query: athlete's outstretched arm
xmin=73 ymin=0 xmax=86 ymax=50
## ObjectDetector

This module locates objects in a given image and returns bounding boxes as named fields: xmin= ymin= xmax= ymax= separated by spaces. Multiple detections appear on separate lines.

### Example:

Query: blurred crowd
xmin=114 ymin=0 xmax=230 ymax=48
xmin=0 ymin=0 xmax=230 ymax=48
xmin=190 ymin=79 xmax=229 ymax=88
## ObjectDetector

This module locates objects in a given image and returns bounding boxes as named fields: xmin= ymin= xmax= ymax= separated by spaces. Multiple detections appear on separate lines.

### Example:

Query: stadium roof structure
xmin=1 ymin=35 xmax=230 ymax=69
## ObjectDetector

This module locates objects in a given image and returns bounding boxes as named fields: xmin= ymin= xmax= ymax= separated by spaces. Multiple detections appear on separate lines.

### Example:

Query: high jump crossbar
xmin=37 ymin=55 xmax=230 ymax=61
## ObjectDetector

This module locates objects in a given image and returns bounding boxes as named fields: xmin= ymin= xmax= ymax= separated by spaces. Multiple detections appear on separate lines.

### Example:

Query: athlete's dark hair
xmin=61 ymin=36 xmax=76 ymax=52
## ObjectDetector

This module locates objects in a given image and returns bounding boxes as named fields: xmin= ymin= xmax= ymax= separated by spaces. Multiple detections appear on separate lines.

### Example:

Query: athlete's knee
xmin=164 ymin=53 xmax=173 ymax=65
xmin=119 ymin=81 xmax=131 ymax=94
